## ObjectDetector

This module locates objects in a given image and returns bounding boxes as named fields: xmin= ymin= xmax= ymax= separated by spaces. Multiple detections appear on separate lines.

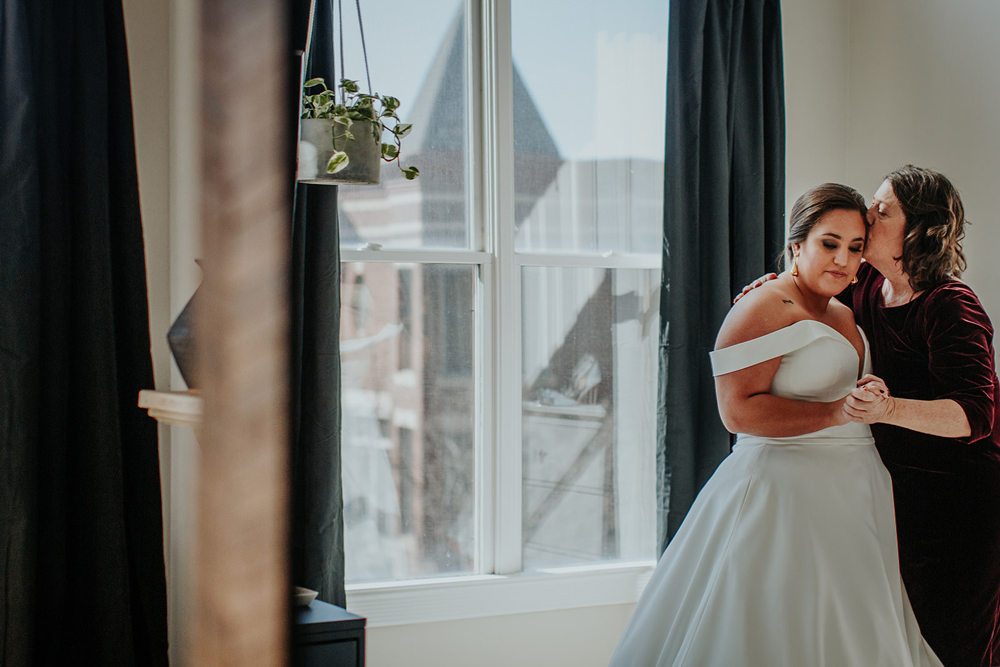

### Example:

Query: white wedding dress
xmin=608 ymin=319 xmax=942 ymax=667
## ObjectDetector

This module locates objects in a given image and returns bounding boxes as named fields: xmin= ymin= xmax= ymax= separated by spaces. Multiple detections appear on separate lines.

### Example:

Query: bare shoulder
xmin=715 ymin=276 xmax=803 ymax=351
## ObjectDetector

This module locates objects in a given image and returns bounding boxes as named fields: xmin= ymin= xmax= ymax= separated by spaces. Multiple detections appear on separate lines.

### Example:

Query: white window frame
xmin=343 ymin=0 xmax=660 ymax=627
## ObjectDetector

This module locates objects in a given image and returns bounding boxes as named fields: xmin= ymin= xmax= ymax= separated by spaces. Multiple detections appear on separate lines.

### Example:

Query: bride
xmin=607 ymin=184 xmax=941 ymax=666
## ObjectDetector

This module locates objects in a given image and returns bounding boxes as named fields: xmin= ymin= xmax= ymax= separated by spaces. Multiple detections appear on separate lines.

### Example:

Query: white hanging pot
xmin=297 ymin=118 xmax=381 ymax=185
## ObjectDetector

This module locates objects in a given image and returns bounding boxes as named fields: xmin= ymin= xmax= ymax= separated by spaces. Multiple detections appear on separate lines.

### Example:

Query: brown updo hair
xmin=886 ymin=165 xmax=967 ymax=291
xmin=784 ymin=183 xmax=868 ymax=269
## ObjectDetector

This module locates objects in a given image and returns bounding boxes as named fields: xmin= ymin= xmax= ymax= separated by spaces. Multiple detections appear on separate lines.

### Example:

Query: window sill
xmin=345 ymin=560 xmax=656 ymax=627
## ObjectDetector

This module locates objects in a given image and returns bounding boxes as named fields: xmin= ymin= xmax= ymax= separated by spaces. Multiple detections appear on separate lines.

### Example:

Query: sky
xmin=334 ymin=0 xmax=669 ymax=160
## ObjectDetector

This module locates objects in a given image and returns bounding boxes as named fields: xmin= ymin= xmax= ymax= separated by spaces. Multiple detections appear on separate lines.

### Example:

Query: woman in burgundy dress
xmin=836 ymin=166 xmax=1000 ymax=667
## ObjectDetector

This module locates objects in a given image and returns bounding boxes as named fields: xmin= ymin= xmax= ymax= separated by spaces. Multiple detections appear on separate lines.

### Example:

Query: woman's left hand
xmin=844 ymin=374 xmax=894 ymax=424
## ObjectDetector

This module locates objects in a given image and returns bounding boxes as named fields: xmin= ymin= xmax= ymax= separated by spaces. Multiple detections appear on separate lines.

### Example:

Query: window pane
xmin=521 ymin=267 xmax=659 ymax=570
xmin=511 ymin=1 xmax=668 ymax=253
xmin=342 ymin=262 xmax=477 ymax=583
xmin=335 ymin=0 xmax=470 ymax=250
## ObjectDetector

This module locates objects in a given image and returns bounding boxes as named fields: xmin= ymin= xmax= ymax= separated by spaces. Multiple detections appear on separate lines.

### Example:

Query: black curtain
xmin=656 ymin=0 xmax=785 ymax=554
xmin=0 ymin=0 xmax=168 ymax=664
xmin=288 ymin=0 xmax=347 ymax=608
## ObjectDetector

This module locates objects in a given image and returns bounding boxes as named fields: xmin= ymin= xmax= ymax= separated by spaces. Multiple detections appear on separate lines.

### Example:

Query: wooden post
xmin=194 ymin=0 xmax=291 ymax=664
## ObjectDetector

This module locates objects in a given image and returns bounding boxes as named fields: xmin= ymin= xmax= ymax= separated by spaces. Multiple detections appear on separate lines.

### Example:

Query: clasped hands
xmin=843 ymin=374 xmax=893 ymax=424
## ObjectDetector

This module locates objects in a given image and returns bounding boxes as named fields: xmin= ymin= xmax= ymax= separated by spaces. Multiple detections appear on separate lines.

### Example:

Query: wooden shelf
xmin=138 ymin=390 xmax=203 ymax=429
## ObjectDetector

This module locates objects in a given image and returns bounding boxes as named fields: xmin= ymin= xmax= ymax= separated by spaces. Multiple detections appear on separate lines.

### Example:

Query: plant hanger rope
xmin=336 ymin=0 xmax=373 ymax=102
xmin=338 ymin=0 xmax=344 ymax=100
xmin=355 ymin=0 xmax=373 ymax=95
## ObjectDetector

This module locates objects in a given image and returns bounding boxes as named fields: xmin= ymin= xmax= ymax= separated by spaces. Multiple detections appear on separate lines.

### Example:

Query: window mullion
xmin=467 ymin=0 xmax=485 ymax=255
xmin=483 ymin=0 xmax=521 ymax=575
xmin=466 ymin=0 xmax=495 ymax=578
xmin=476 ymin=260 xmax=495 ymax=575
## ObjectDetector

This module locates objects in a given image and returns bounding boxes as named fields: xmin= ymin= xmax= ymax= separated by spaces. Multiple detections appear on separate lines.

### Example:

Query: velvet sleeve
xmin=923 ymin=284 xmax=998 ymax=442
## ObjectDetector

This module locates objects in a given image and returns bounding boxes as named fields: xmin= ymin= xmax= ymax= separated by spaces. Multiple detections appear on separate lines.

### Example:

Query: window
xmin=337 ymin=0 xmax=667 ymax=613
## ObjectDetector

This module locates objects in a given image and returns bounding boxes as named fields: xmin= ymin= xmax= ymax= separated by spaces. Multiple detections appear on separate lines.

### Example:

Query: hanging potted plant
xmin=297 ymin=77 xmax=419 ymax=185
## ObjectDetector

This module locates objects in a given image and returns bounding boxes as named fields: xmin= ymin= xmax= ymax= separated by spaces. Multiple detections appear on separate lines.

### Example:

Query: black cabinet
xmin=294 ymin=600 xmax=366 ymax=667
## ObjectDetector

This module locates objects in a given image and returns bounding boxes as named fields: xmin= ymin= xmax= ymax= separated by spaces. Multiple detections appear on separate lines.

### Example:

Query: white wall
xmin=368 ymin=605 xmax=635 ymax=667
xmin=845 ymin=0 xmax=1000 ymax=322
xmin=123 ymin=0 xmax=170 ymax=395
xmin=782 ymin=0 xmax=852 ymax=212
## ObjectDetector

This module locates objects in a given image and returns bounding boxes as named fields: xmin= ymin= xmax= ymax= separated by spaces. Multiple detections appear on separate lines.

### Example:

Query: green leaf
xmin=333 ymin=115 xmax=353 ymax=127
xmin=364 ymin=109 xmax=380 ymax=121
xmin=382 ymin=96 xmax=400 ymax=111
xmin=340 ymin=78 xmax=359 ymax=94
xmin=326 ymin=151 xmax=349 ymax=174
xmin=394 ymin=123 xmax=413 ymax=138
xmin=402 ymin=166 xmax=419 ymax=180
xmin=381 ymin=143 xmax=399 ymax=159
xmin=304 ymin=78 xmax=325 ymax=89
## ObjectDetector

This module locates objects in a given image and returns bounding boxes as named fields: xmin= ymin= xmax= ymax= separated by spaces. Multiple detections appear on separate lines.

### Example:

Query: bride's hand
xmin=733 ymin=273 xmax=778 ymax=304
xmin=844 ymin=376 xmax=893 ymax=424
xmin=833 ymin=397 xmax=854 ymax=426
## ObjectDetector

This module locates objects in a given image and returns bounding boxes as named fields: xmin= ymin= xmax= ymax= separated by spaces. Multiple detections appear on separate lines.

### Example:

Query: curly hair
xmin=886 ymin=165 xmax=968 ymax=292
xmin=784 ymin=183 xmax=868 ymax=269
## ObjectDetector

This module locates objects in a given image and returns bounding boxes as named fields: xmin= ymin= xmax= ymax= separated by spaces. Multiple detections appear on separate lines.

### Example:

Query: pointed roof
xmin=404 ymin=5 xmax=561 ymax=162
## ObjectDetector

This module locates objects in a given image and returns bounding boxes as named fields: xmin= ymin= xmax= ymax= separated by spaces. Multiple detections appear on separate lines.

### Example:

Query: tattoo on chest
xmin=782 ymin=299 xmax=794 ymax=305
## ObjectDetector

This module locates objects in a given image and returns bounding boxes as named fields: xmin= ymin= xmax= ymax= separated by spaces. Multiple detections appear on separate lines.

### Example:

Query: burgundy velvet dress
xmin=841 ymin=262 xmax=1000 ymax=667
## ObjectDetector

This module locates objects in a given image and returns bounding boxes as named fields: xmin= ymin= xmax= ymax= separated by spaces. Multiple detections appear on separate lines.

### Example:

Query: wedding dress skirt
xmin=608 ymin=320 xmax=942 ymax=667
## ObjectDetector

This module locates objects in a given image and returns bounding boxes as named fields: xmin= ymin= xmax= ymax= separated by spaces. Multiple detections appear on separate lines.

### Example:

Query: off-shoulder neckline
xmin=719 ymin=318 xmax=860 ymax=351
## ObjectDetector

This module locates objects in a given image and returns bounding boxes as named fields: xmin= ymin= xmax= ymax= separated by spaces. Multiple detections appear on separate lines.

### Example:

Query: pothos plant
xmin=301 ymin=77 xmax=419 ymax=180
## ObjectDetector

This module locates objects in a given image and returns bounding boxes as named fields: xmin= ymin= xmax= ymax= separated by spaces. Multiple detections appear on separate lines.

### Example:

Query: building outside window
xmin=336 ymin=0 xmax=667 ymax=591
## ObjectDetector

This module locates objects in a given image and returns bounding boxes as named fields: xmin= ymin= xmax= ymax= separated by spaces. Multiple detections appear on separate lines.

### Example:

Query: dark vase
xmin=167 ymin=280 xmax=201 ymax=390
